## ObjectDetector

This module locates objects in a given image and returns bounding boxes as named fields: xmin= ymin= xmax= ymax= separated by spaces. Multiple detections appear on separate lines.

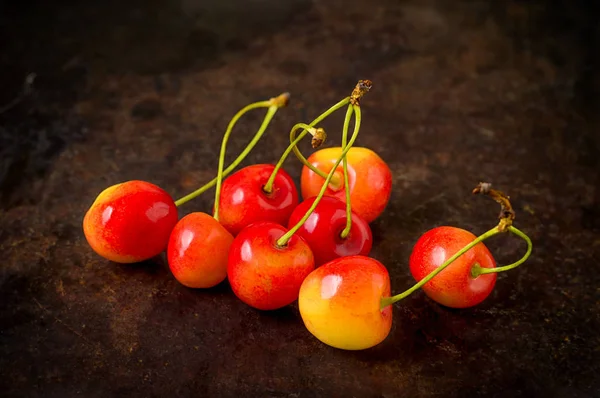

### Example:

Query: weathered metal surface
xmin=1 ymin=0 xmax=598 ymax=396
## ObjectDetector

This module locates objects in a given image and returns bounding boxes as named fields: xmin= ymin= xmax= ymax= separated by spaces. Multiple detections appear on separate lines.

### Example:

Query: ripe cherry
xmin=298 ymin=255 xmax=393 ymax=350
xmin=300 ymin=146 xmax=392 ymax=223
xmin=409 ymin=226 xmax=497 ymax=308
xmin=216 ymin=164 xmax=298 ymax=236
xmin=287 ymin=196 xmax=373 ymax=266
xmin=83 ymin=180 xmax=179 ymax=263
xmin=167 ymin=212 xmax=234 ymax=288
xmin=227 ymin=222 xmax=315 ymax=310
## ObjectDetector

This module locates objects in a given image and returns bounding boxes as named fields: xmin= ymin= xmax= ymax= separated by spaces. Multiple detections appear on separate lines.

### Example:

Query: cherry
xmin=227 ymin=222 xmax=315 ymax=310
xmin=83 ymin=180 xmax=179 ymax=263
xmin=167 ymin=212 xmax=233 ymax=288
xmin=298 ymin=255 xmax=393 ymax=350
xmin=216 ymin=164 xmax=298 ymax=236
xmin=287 ymin=196 xmax=373 ymax=266
xmin=409 ymin=226 xmax=497 ymax=308
xmin=300 ymin=146 xmax=392 ymax=223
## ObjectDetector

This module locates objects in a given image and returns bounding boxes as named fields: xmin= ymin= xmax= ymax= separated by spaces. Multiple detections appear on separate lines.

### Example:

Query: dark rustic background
xmin=1 ymin=0 xmax=599 ymax=397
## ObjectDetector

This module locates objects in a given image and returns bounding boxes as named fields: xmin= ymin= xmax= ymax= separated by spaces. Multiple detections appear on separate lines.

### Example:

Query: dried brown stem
xmin=349 ymin=80 xmax=372 ymax=106
xmin=472 ymin=182 xmax=516 ymax=232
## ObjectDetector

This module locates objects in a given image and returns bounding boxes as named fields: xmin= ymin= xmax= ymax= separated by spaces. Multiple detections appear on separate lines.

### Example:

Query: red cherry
xmin=287 ymin=196 xmax=373 ymax=266
xmin=409 ymin=226 xmax=497 ymax=308
xmin=83 ymin=180 xmax=179 ymax=263
xmin=227 ymin=222 xmax=315 ymax=310
xmin=167 ymin=212 xmax=234 ymax=288
xmin=217 ymin=164 xmax=299 ymax=236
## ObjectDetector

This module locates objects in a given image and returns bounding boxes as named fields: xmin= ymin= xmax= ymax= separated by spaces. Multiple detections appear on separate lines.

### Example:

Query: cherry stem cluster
xmin=284 ymin=80 xmax=372 ymax=242
xmin=276 ymin=105 xmax=362 ymax=247
xmin=380 ymin=182 xmax=533 ymax=309
xmin=174 ymin=93 xmax=289 ymax=209
xmin=263 ymin=123 xmax=327 ymax=195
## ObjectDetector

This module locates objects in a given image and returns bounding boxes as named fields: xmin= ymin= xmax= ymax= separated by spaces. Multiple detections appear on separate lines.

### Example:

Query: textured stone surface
xmin=1 ymin=0 xmax=599 ymax=397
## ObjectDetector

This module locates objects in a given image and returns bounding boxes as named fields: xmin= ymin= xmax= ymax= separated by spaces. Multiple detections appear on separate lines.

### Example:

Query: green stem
xmin=263 ymin=123 xmax=316 ymax=194
xmin=340 ymin=105 xmax=354 ymax=239
xmin=277 ymin=105 xmax=362 ymax=247
xmin=291 ymin=97 xmax=350 ymax=182
xmin=471 ymin=226 xmax=533 ymax=276
xmin=213 ymin=102 xmax=276 ymax=220
xmin=174 ymin=103 xmax=277 ymax=207
xmin=380 ymin=227 xmax=501 ymax=309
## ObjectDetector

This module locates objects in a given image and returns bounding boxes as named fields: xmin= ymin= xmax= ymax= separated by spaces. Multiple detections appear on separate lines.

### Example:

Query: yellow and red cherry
xmin=300 ymin=147 xmax=392 ymax=223
xmin=227 ymin=221 xmax=315 ymax=311
xmin=287 ymin=196 xmax=373 ymax=266
xmin=217 ymin=164 xmax=299 ymax=236
xmin=409 ymin=226 xmax=497 ymax=308
xmin=166 ymin=212 xmax=234 ymax=288
xmin=298 ymin=255 xmax=393 ymax=350
xmin=83 ymin=180 xmax=179 ymax=263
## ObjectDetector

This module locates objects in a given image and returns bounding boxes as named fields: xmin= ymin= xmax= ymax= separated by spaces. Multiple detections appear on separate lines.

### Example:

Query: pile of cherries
xmin=83 ymin=81 xmax=533 ymax=351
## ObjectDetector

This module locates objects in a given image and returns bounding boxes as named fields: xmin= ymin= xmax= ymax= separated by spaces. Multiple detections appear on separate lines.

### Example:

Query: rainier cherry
xmin=300 ymin=146 xmax=392 ymax=223
xmin=83 ymin=180 xmax=179 ymax=263
xmin=298 ymin=255 xmax=393 ymax=350
xmin=409 ymin=226 xmax=497 ymax=308
xmin=287 ymin=196 xmax=372 ymax=266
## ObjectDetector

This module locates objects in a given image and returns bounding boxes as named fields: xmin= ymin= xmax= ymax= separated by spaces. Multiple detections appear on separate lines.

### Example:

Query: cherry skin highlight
xmin=227 ymin=222 xmax=315 ymax=311
xmin=167 ymin=212 xmax=234 ymax=288
xmin=409 ymin=226 xmax=497 ymax=308
xmin=83 ymin=180 xmax=179 ymax=263
xmin=298 ymin=255 xmax=392 ymax=350
xmin=287 ymin=196 xmax=373 ymax=266
xmin=300 ymin=147 xmax=392 ymax=223
xmin=217 ymin=164 xmax=299 ymax=236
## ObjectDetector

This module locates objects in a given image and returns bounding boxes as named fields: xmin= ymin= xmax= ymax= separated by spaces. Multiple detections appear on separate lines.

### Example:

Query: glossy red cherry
xmin=217 ymin=164 xmax=299 ymax=236
xmin=167 ymin=212 xmax=234 ymax=288
xmin=83 ymin=180 xmax=179 ymax=263
xmin=409 ymin=226 xmax=497 ymax=308
xmin=287 ymin=196 xmax=373 ymax=266
xmin=227 ymin=221 xmax=315 ymax=310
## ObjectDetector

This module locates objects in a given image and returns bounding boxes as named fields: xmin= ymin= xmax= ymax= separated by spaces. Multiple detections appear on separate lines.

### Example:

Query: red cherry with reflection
xmin=287 ymin=196 xmax=373 ymax=266
xmin=83 ymin=180 xmax=179 ymax=263
xmin=409 ymin=226 xmax=497 ymax=308
xmin=167 ymin=212 xmax=234 ymax=288
xmin=217 ymin=164 xmax=299 ymax=236
xmin=227 ymin=221 xmax=315 ymax=310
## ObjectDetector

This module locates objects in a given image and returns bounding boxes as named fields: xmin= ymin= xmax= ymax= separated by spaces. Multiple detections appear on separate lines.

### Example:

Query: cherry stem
xmin=380 ymin=182 xmax=534 ymax=309
xmin=471 ymin=226 xmax=532 ymax=277
xmin=263 ymin=123 xmax=326 ymax=195
xmin=291 ymin=97 xmax=350 ymax=185
xmin=276 ymin=105 xmax=362 ymax=247
xmin=340 ymin=104 xmax=353 ymax=239
xmin=174 ymin=93 xmax=289 ymax=208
